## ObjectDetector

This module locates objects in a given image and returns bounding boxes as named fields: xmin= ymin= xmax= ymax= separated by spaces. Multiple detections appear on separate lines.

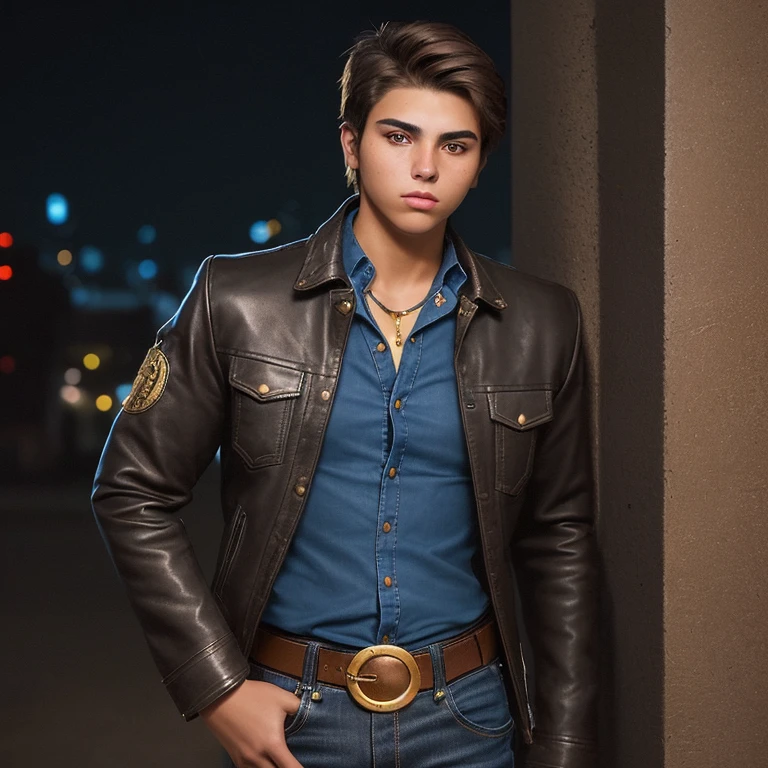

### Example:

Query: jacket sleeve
xmin=91 ymin=255 xmax=250 ymax=719
xmin=512 ymin=292 xmax=599 ymax=768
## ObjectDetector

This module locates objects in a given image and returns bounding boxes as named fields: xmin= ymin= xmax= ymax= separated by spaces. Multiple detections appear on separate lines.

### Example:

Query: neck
xmin=352 ymin=196 xmax=446 ymax=298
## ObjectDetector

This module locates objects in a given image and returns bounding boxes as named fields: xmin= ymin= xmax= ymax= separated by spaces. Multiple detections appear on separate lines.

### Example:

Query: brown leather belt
xmin=252 ymin=619 xmax=498 ymax=713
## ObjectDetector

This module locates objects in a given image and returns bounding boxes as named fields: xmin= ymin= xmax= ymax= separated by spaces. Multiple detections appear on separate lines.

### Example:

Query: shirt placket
xmin=352 ymin=257 xmax=462 ymax=647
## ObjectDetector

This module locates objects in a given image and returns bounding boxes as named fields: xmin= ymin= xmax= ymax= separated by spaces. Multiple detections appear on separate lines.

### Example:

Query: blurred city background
xmin=0 ymin=2 xmax=510 ymax=765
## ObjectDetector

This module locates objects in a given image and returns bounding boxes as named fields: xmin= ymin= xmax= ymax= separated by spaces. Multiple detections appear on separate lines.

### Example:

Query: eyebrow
xmin=375 ymin=118 xmax=479 ymax=143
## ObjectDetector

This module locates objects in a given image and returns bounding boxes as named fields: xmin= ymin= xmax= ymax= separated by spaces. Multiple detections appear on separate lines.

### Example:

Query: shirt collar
xmin=341 ymin=208 xmax=467 ymax=300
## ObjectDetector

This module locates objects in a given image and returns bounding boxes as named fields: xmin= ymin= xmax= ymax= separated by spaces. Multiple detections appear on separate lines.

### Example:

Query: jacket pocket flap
xmin=230 ymin=357 xmax=304 ymax=402
xmin=488 ymin=389 xmax=553 ymax=431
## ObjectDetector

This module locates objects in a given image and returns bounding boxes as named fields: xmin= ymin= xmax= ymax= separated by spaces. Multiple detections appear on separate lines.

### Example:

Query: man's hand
xmin=201 ymin=679 xmax=304 ymax=768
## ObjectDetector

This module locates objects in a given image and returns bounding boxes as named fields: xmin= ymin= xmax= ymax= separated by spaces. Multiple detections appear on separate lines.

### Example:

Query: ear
xmin=339 ymin=122 xmax=360 ymax=170
xmin=470 ymin=155 xmax=487 ymax=189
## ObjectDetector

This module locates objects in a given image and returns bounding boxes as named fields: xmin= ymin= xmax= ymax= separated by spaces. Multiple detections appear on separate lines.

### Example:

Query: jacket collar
xmin=293 ymin=194 xmax=507 ymax=311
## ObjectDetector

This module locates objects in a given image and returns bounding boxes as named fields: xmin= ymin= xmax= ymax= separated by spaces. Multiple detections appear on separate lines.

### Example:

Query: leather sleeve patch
xmin=122 ymin=346 xmax=170 ymax=413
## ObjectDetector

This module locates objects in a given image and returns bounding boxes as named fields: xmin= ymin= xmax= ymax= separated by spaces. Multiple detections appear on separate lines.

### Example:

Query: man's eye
xmin=389 ymin=133 xmax=408 ymax=144
xmin=445 ymin=143 xmax=465 ymax=154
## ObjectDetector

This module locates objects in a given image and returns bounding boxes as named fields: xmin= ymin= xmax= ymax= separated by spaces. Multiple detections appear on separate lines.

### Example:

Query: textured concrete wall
xmin=663 ymin=1 xmax=768 ymax=765
xmin=511 ymin=1 xmax=768 ymax=766
xmin=512 ymin=3 xmax=665 ymax=767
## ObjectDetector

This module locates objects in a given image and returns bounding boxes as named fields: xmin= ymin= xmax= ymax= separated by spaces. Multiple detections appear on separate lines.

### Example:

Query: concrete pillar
xmin=511 ymin=2 xmax=768 ymax=766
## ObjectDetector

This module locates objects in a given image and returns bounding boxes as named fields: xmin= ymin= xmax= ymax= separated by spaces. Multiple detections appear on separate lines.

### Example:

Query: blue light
xmin=46 ymin=193 xmax=69 ymax=226
xmin=138 ymin=259 xmax=158 ymax=280
xmin=137 ymin=225 xmax=157 ymax=245
xmin=250 ymin=220 xmax=270 ymax=244
xmin=115 ymin=383 xmax=133 ymax=403
xmin=80 ymin=245 xmax=104 ymax=273
xmin=70 ymin=287 xmax=89 ymax=307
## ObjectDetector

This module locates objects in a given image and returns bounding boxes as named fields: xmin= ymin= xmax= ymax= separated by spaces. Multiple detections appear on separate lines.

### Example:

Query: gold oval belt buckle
xmin=345 ymin=644 xmax=421 ymax=713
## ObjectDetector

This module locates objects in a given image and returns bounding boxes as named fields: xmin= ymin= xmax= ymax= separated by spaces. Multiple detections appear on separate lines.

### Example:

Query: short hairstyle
xmin=339 ymin=21 xmax=507 ymax=188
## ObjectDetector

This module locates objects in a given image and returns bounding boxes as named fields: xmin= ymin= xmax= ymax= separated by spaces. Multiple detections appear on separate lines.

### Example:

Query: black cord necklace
xmin=364 ymin=289 xmax=431 ymax=347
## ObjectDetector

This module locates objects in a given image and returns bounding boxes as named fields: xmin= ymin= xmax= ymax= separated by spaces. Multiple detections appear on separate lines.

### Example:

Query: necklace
xmin=365 ymin=289 xmax=430 ymax=347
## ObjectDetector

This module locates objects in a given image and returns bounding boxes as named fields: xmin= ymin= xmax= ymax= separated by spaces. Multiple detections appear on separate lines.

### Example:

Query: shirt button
xmin=384 ymin=576 xmax=392 ymax=588
xmin=388 ymin=467 xmax=397 ymax=478
xmin=394 ymin=399 xmax=401 ymax=410
xmin=382 ymin=521 xmax=391 ymax=533
xmin=382 ymin=635 xmax=390 ymax=643
xmin=410 ymin=336 xmax=416 ymax=343
xmin=377 ymin=342 xmax=387 ymax=352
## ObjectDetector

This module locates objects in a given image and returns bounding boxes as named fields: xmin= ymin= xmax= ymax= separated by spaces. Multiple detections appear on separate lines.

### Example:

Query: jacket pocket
xmin=213 ymin=505 xmax=247 ymax=600
xmin=488 ymin=389 xmax=553 ymax=496
xmin=229 ymin=357 xmax=304 ymax=469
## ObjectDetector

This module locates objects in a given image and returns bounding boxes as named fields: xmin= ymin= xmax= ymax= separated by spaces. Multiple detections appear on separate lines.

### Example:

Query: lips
xmin=402 ymin=191 xmax=439 ymax=210
xmin=403 ymin=191 xmax=438 ymax=202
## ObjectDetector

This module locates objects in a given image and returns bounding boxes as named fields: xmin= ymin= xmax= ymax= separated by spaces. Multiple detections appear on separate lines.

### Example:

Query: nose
xmin=411 ymin=148 xmax=438 ymax=182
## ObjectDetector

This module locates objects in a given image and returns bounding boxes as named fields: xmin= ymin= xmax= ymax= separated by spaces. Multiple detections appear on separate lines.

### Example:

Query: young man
xmin=93 ymin=21 xmax=598 ymax=768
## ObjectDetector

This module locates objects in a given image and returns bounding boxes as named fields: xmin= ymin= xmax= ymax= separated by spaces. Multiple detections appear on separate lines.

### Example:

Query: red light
xmin=0 ymin=356 xmax=15 ymax=374
xmin=0 ymin=265 xmax=12 ymax=280
xmin=0 ymin=233 xmax=12 ymax=248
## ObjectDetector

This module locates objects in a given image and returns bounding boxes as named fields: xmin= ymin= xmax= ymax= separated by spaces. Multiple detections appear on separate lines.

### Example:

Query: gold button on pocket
xmin=487 ymin=390 xmax=553 ymax=496
xmin=229 ymin=357 xmax=305 ymax=469
xmin=388 ymin=467 xmax=397 ymax=478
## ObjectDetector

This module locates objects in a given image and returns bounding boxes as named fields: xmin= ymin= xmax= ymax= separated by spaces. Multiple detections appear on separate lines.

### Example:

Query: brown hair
xmin=339 ymin=21 xmax=507 ymax=188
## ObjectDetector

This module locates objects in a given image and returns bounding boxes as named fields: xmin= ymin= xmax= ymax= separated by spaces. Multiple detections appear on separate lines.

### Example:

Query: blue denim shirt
xmin=261 ymin=210 xmax=489 ymax=649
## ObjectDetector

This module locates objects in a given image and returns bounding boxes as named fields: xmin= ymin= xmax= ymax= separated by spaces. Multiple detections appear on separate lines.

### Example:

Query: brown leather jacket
xmin=92 ymin=196 xmax=598 ymax=768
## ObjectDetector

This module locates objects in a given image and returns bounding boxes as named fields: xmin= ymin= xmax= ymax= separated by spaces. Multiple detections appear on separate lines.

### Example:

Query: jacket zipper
xmin=213 ymin=505 xmax=246 ymax=598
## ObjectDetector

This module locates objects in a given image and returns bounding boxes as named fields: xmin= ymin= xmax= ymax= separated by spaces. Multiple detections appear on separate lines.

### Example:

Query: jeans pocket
xmin=248 ymin=663 xmax=311 ymax=736
xmin=444 ymin=661 xmax=515 ymax=737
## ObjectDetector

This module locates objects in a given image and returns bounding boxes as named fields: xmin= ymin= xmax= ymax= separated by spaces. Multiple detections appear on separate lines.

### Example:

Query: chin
xmin=388 ymin=209 xmax=448 ymax=237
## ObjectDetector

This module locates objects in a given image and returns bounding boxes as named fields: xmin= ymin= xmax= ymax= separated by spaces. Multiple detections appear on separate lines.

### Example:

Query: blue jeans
xmin=223 ymin=640 xmax=515 ymax=767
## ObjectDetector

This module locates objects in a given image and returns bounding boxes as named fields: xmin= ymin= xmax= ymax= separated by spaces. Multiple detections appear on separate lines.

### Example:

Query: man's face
xmin=341 ymin=87 xmax=485 ymax=236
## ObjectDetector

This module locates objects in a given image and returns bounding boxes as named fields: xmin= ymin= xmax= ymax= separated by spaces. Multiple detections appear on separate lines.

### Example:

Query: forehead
xmin=367 ymin=87 xmax=481 ymax=133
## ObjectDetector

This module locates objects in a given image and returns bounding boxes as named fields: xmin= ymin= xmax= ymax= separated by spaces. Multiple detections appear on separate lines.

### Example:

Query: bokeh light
xmin=0 ymin=265 xmax=12 ymax=281
xmin=46 ymin=193 xmax=69 ymax=226
xmin=95 ymin=394 xmax=113 ymax=412
xmin=80 ymin=245 xmax=104 ymax=273
xmin=116 ymin=383 xmax=133 ymax=403
xmin=137 ymin=225 xmax=157 ymax=245
xmin=60 ymin=385 xmax=82 ymax=404
xmin=57 ymin=249 xmax=73 ymax=266
xmin=0 ymin=356 xmax=16 ymax=374
xmin=64 ymin=367 xmax=82 ymax=385
xmin=83 ymin=353 xmax=101 ymax=370
xmin=268 ymin=219 xmax=282 ymax=237
xmin=250 ymin=220 xmax=270 ymax=244
xmin=70 ymin=287 xmax=89 ymax=307
xmin=138 ymin=259 xmax=158 ymax=280
xmin=0 ymin=232 xmax=12 ymax=248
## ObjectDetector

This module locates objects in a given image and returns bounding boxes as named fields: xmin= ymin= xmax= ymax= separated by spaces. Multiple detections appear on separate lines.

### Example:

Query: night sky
xmin=3 ymin=1 xmax=511 ymax=290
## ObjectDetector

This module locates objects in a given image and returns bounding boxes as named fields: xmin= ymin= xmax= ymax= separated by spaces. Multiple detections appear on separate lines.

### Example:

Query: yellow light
xmin=96 ymin=394 xmax=113 ymax=412
xmin=83 ymin=353 xmax=100 ymax=370
xmin=267 ymin=219 xmax=282 ymax=237
xmin=57 ymin=249 xmax=73 ymax=266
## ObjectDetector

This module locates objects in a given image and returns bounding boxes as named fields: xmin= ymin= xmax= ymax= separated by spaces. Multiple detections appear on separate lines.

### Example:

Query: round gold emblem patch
xmin=122 ymin=346 xmax=170 ymax=413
